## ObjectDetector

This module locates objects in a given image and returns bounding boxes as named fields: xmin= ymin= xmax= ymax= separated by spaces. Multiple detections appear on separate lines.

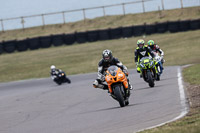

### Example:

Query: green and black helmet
xmin=147 ymin=40 xmax=155 ymax=46
xmin=137 ymin=39 xmax=145 ymax=48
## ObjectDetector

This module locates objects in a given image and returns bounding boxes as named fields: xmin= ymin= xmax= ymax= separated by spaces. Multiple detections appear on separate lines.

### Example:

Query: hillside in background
xmin=0 ymin=6 xmax=200 ymax=42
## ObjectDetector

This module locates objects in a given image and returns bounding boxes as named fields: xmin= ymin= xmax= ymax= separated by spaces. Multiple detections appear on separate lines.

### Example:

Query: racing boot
xmin=127 ymin=78 xmax=133 ymax=90
xmin=93 ymin=79 xmax=108 ymax=90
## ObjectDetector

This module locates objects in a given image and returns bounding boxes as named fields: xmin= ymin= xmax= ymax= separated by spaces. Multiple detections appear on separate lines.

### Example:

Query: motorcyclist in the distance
xmin=147 ymin=40 xmax=165 ymax=70
xmin=93 ymin=49 xmax=133 ymax=93
xmin=50 ymin=65 xmax=64 ymax=80
xmin=134 ymin=39 xmax=157 ymax=77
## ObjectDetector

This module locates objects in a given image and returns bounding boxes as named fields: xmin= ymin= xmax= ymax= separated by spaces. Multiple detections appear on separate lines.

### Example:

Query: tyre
xmin=75 ymin=32 xmax=87 ymax=44
xmin=0 ymin=42 xmax=4 ymax=54
xmin=16 ymin=40 xmax=28 ymax=52
xmin=109 ymin=27 xmax=122 ymax=39
xmin=87 ymin=30 xmax=99 ymax=42
xmin=63 ymin=33 xmax=76 ymax=45
xmin=98 ymin=29 xmax=110 ymax=40
xmin=65 ymin=77 xmax=71 ymax=84
xmin=122 ymin=26 xmax=133 ymax=38
xmin=28 ymin=37 xmax=40 ymax=50
xmin=133 ymin=25 xmax=145 ymax=36
xmin=54 ymin=79 xmax=62 ymax=85
xmin=179 ymin=20 xmax=190 ymax=31
xmin=190 ymin=19 xmax=200 ymax=30
xmin=3 ymin=40 xmax=16 ymax=53
xmin=147 ymin=71 xmax=155 ymax=87
xmin=52 ymin=34 xmax=64 ymax=46
xmin=168 ymin=21 xmax=180 ymax=33
xmin=113 ymin=85 xmax=125 ymax=107
xmin=156 ymin=74 xmax=160 ymax=81
xmin=40 ymin=36 xmax=52 ymax=48
xmin=125 ymin=100 xmax=129 ymax=106
xmin=145 ymin=24 xmax=156 ymax=35
xmin=156 ymin=22 xmax=168 ymax=33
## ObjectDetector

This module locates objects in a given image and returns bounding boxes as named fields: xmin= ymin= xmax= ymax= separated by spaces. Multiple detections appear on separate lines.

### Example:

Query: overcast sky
xmin=0 ymin=0 xmax=138 ymax=19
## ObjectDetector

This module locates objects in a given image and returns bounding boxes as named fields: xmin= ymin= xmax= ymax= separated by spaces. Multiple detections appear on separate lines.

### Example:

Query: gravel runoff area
xmin=186 ymin=84 xmax=200 ymax=109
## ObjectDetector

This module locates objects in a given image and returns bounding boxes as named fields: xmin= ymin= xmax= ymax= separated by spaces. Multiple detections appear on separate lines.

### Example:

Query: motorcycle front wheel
xmin=147 ymin=71 xmax=155 ymax=87
xmin=113 ymin=85 xmax=125 ymax=107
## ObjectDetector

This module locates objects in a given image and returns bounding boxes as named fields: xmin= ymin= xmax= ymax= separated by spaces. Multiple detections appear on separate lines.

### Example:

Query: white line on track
xmin=136 ymin=67 xmax=189 ymax=133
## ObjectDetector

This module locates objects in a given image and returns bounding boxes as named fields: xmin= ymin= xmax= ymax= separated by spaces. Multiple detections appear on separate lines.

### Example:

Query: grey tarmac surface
xmin=0 ymin=66 xmax=186 ymax=133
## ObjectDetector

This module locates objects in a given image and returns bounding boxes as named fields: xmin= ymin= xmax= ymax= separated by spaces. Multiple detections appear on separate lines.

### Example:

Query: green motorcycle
xmin=139 ymin=57 xmax=158 ymax=87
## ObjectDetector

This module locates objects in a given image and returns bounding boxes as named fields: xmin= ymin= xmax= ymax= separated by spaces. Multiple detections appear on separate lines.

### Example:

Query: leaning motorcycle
xmin=53 ymin=71 xmax=71 ymax=85
xmin=139 ymin=57 xmax=158 ymax=87
xmin=105 ymin=65 xmax=130 ymax=107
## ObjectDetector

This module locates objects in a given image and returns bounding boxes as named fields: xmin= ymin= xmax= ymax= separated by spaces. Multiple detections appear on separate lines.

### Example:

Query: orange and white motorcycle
xmin=105 ymin=65 xmax=130 ymax=107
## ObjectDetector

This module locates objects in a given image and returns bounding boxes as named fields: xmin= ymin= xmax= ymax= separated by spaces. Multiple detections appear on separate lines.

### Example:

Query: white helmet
xmin=50 ymin=65 xmax=56 ymax=70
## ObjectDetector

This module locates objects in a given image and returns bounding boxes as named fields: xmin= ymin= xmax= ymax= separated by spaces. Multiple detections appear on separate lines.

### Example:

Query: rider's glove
xmin=51 ymin=75 xmax=56 ymax=80
xmin=100 ymin=75 xmax=105 ymax=82
xmin=135 ymin=62 xmax=138 ymax=66
xmin=153 ymin=58 xmax=157 ymax=62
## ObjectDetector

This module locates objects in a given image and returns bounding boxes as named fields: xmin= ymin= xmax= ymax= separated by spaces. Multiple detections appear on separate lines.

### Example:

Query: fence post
xmin=102 ymin=6 xmax=106 ymax=17
xmin=0 ymin=19 xmax=4 ymax=32
xmin=122 ymin=3 xmax=126 ymax=16
xmin=41 ymin=14 xmax=45 ymax=27
xmin=161 ymin=0 xmax=165 ymax=10
xmin=180 ymin=0 xmax=183 ymax=8
xmin=142 ymin=0 xmax=145 ymax=13
xmin=82 ymin=9 xmax=86 ymax=21
xmin=21 ymin=17 xmax=25 ymax=30
xmin=62 ymin=12 xmax=66 ymax=24
xmin=158 ymin=6 xmax=162 ymax=18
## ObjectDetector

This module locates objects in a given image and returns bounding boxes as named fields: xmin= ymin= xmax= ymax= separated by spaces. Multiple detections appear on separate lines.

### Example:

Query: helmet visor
xmin=104 ymin=56 xmax=110 ymax=61
xmin=139 ymin=44 xmax=144 ymax=48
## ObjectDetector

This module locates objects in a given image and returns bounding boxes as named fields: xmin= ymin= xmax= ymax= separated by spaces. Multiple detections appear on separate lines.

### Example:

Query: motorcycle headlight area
xmin=109 ymin=70 xmax=117 ymax=76
xmin=150 ymin=61 xmax=154 ymax=67
xmin=140 ymin=63 xmax=145 ymax=68
xmin=118 ymin=73 xmax=123 ymax=78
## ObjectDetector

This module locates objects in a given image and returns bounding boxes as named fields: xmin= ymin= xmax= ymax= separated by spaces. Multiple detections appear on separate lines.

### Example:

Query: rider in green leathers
xmin=147 ymin=40 xmax=165 ymax=73
xmin=134 ymin=39 xmax=158 ymax=77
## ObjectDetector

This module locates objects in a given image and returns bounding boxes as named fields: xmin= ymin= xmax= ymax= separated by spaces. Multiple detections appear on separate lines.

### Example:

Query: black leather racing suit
xmin=95 ymin=57 xmax=129 ymax=90
xmin=50 ymin=69 xmax=63 ymax=80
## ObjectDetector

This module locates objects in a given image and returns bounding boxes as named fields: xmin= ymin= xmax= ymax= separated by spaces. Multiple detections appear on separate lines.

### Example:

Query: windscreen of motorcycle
xmin=107 ymin=65 xmax=118 ymax=76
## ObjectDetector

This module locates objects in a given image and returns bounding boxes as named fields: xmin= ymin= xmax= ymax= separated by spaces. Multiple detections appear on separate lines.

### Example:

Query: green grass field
xmin=0 ymin=30 xmax=200 ymax=82
xmin=0 ymin=6 xmax=200 ymax=133
xmin=0 ymin=6 xmax=200 ymax=41
xmin=183 ymin=64 xmax=200 ymax=85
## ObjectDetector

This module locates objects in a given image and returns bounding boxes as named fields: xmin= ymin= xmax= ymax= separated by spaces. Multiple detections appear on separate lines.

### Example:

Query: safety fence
xmin=0 ymin=19 xmax=200 ymax=54
xmin=0 ymin=0 xmax=152 ymax=31
xmin=1 ymin=0 xmax=199 ymax=31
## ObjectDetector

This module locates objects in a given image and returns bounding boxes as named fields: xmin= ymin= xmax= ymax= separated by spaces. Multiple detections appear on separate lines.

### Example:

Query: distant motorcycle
xmin=105 ymin=65 xmax=130 ymax=107
xmin=139 ymin=57 xmax=158 ymax=87
xmin=52 ymin=71 xmax=71 ymax=85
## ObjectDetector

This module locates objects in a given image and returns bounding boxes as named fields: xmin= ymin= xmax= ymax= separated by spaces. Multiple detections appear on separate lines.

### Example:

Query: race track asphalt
xmin=0 ymin=66 xmax=187 ymax=133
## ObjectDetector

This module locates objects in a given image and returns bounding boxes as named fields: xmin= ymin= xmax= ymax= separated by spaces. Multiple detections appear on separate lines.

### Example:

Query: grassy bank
xmin=0 ymin=6 xmax=200 ymax=41
xmin=0 ymin=30 xmax=200 ymax=82
xmin=139 ymin=64 xmax=200 ymax=133
xmin=183 ymin=64 xmax=200 ymax=85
